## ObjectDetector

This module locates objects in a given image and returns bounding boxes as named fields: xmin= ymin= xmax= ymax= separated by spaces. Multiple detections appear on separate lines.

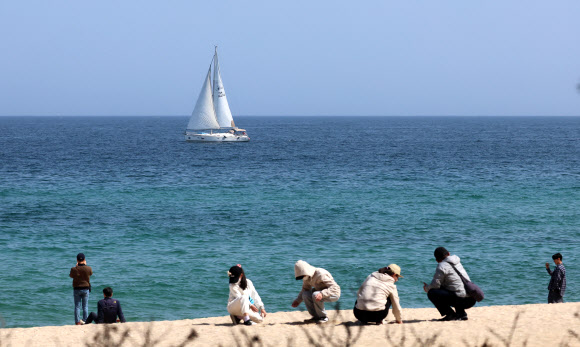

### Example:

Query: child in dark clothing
xmin=545 ymin=253 xmax=566 ymax=303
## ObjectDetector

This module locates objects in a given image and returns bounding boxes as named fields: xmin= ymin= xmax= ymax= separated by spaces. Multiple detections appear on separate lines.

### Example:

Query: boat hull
xmin=185 ymin=133 xmax=250 ymax=142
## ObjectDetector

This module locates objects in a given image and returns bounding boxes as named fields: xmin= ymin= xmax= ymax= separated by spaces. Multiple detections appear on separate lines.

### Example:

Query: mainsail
xmin=187 ymin=67 xmax=220 ymax=131
xmin=213 ymin=48 xmax=236 ymax=128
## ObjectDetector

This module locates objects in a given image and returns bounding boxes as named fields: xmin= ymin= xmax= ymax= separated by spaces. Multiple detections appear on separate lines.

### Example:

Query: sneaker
xmin=243 ymin=320 xmax=256 ymax=326
xmin=76 ymin=320 xmax=85 ymax=325
xmin=303 ymin=317 xmax=318 ymax=323
xmin=249 ymin=311 xmax=264 ymax=323
xmin=455 ymin=313 xmax=468 ymax=321
xmin=230 ymin=315 xmax=241 ymax=325
xmin=316 ymin=317 xmax=329 ymax=324
xmin=438 ymin=314 xmax=456 ymax=321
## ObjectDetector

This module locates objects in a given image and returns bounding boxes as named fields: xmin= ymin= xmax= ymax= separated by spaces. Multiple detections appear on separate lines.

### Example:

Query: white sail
xmin=213 ymin=48 xmax=236 ymax=128
xmin=187 ymin=67 xmax=220 ymax=130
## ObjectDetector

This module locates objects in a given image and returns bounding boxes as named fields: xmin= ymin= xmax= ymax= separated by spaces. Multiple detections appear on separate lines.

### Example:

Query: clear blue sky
xmin=1 ymin=1 xmax=579 ymax=116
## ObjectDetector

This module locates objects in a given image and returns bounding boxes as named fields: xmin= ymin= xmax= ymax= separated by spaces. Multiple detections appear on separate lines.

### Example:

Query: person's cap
xmin=387 ymin=264 xmax=403 ymax=278
xmin=77 ymin=253 xmax=85 ymax=261
xmin=228 ymin=265 xmax=243 ymax=283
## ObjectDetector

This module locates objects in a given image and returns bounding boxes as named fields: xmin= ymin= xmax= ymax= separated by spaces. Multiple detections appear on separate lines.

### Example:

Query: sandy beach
xmin=2 ymin=302 xmax=579 ymax=346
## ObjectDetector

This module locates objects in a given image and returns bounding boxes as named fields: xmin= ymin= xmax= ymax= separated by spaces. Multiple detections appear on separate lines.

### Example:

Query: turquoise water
xmin=0 ymin=116 xmax=578 ymax=328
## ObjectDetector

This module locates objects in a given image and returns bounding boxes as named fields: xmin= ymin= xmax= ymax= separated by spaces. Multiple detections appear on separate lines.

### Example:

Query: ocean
xmin=0 ymin=116 xmax=578 ymax=328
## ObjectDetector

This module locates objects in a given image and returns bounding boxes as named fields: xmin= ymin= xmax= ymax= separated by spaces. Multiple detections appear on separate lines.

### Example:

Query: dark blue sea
xmin=0 ymin=116 xmax=578 ymax=328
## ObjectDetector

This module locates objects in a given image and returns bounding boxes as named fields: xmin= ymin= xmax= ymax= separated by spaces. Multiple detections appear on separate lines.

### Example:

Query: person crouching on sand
xmin=423 ymin=247 xmax=476 ymax=321
xmin=291 ymin=260 xmax=341 ymax=324
xmin=227 ymin=264 xmax=267 ymax=325
xmin=353 ymin=264 xmax=403 ymax=325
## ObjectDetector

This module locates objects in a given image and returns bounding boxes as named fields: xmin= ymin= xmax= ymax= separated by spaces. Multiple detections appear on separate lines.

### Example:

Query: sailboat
xmin=184 ymin=47 xmax=250 ymax=142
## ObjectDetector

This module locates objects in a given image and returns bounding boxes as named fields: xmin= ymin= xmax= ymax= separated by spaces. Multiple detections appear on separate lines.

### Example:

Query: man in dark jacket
xmin=70 ymin=253 xmax=93 ymax=325
xmin=423 ymin=247 xmax=476 ymax=321
xmin=546 ymin=253 xmax=566 ymax=303
xmin=83 ymin=287 xmax=126 ymax=324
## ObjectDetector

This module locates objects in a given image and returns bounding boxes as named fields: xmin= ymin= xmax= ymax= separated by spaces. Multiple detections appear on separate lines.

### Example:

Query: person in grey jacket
xmin=423 ymin=247 xmax=476 ymax=321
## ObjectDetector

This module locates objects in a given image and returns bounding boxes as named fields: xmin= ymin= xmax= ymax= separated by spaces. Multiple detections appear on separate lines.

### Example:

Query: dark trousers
xmin=353 ymin=298 xmax=391 ymax=324
xmin=84 ymin=312 xmax=99 ymax=324
xmin=427 ymin=288 xmax=476 ymax=316
xmin=548 ymin=290 xmax=563 ymax=303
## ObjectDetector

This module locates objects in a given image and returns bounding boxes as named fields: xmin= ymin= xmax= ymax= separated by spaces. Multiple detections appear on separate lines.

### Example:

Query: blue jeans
xmin=74 ymin=289 xmax=90 ymax=323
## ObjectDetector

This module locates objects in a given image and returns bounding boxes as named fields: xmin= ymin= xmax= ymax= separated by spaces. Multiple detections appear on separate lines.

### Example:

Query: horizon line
xmin=1 ymin=114 xmax=579 ymax=117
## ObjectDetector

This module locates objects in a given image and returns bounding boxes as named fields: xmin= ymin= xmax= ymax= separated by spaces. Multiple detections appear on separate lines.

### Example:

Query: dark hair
xmin=434 ymin=247 xmax=449 ymax=261
xmin=552 ymin=253 xmax=563 ymax=261
xmin=229 ymin=265 xmax=247 ymax=290
xmin=103 ymin=287 xmax=113 ymax=297
xmin=377 ymin=267 xmax=392 ymax=275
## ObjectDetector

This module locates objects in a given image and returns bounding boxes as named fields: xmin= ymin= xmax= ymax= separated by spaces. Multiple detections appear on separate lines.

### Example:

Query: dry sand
xmin=2 ymin=302 xmax=579 ymax=346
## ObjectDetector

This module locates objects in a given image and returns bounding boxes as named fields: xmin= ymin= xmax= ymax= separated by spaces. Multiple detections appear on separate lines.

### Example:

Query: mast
xmin=213 ymin=46 xmax=218 ymax=99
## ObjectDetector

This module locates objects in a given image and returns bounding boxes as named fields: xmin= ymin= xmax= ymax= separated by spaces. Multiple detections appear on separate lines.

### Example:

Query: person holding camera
xmin=69 ymin=253 xmax=93 ymax=325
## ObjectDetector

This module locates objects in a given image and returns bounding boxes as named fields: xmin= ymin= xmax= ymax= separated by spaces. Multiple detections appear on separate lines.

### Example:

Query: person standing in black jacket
xmin=83 ymin=287 xmax=126 ymax=324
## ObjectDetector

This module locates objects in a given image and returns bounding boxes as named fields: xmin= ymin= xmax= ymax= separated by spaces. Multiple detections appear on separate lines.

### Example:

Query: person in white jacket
xmin=291 ymin=260 xmax=341 ymax=324
xmin=227 ymin=264 xmax=267 ymax=325
xmin=354 ymin=264 xmax=403 ymax=325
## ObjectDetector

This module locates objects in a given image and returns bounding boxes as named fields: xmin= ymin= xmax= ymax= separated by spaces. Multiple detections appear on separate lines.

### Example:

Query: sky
xmin=0 ymin=1 xmax=579 ymax=116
